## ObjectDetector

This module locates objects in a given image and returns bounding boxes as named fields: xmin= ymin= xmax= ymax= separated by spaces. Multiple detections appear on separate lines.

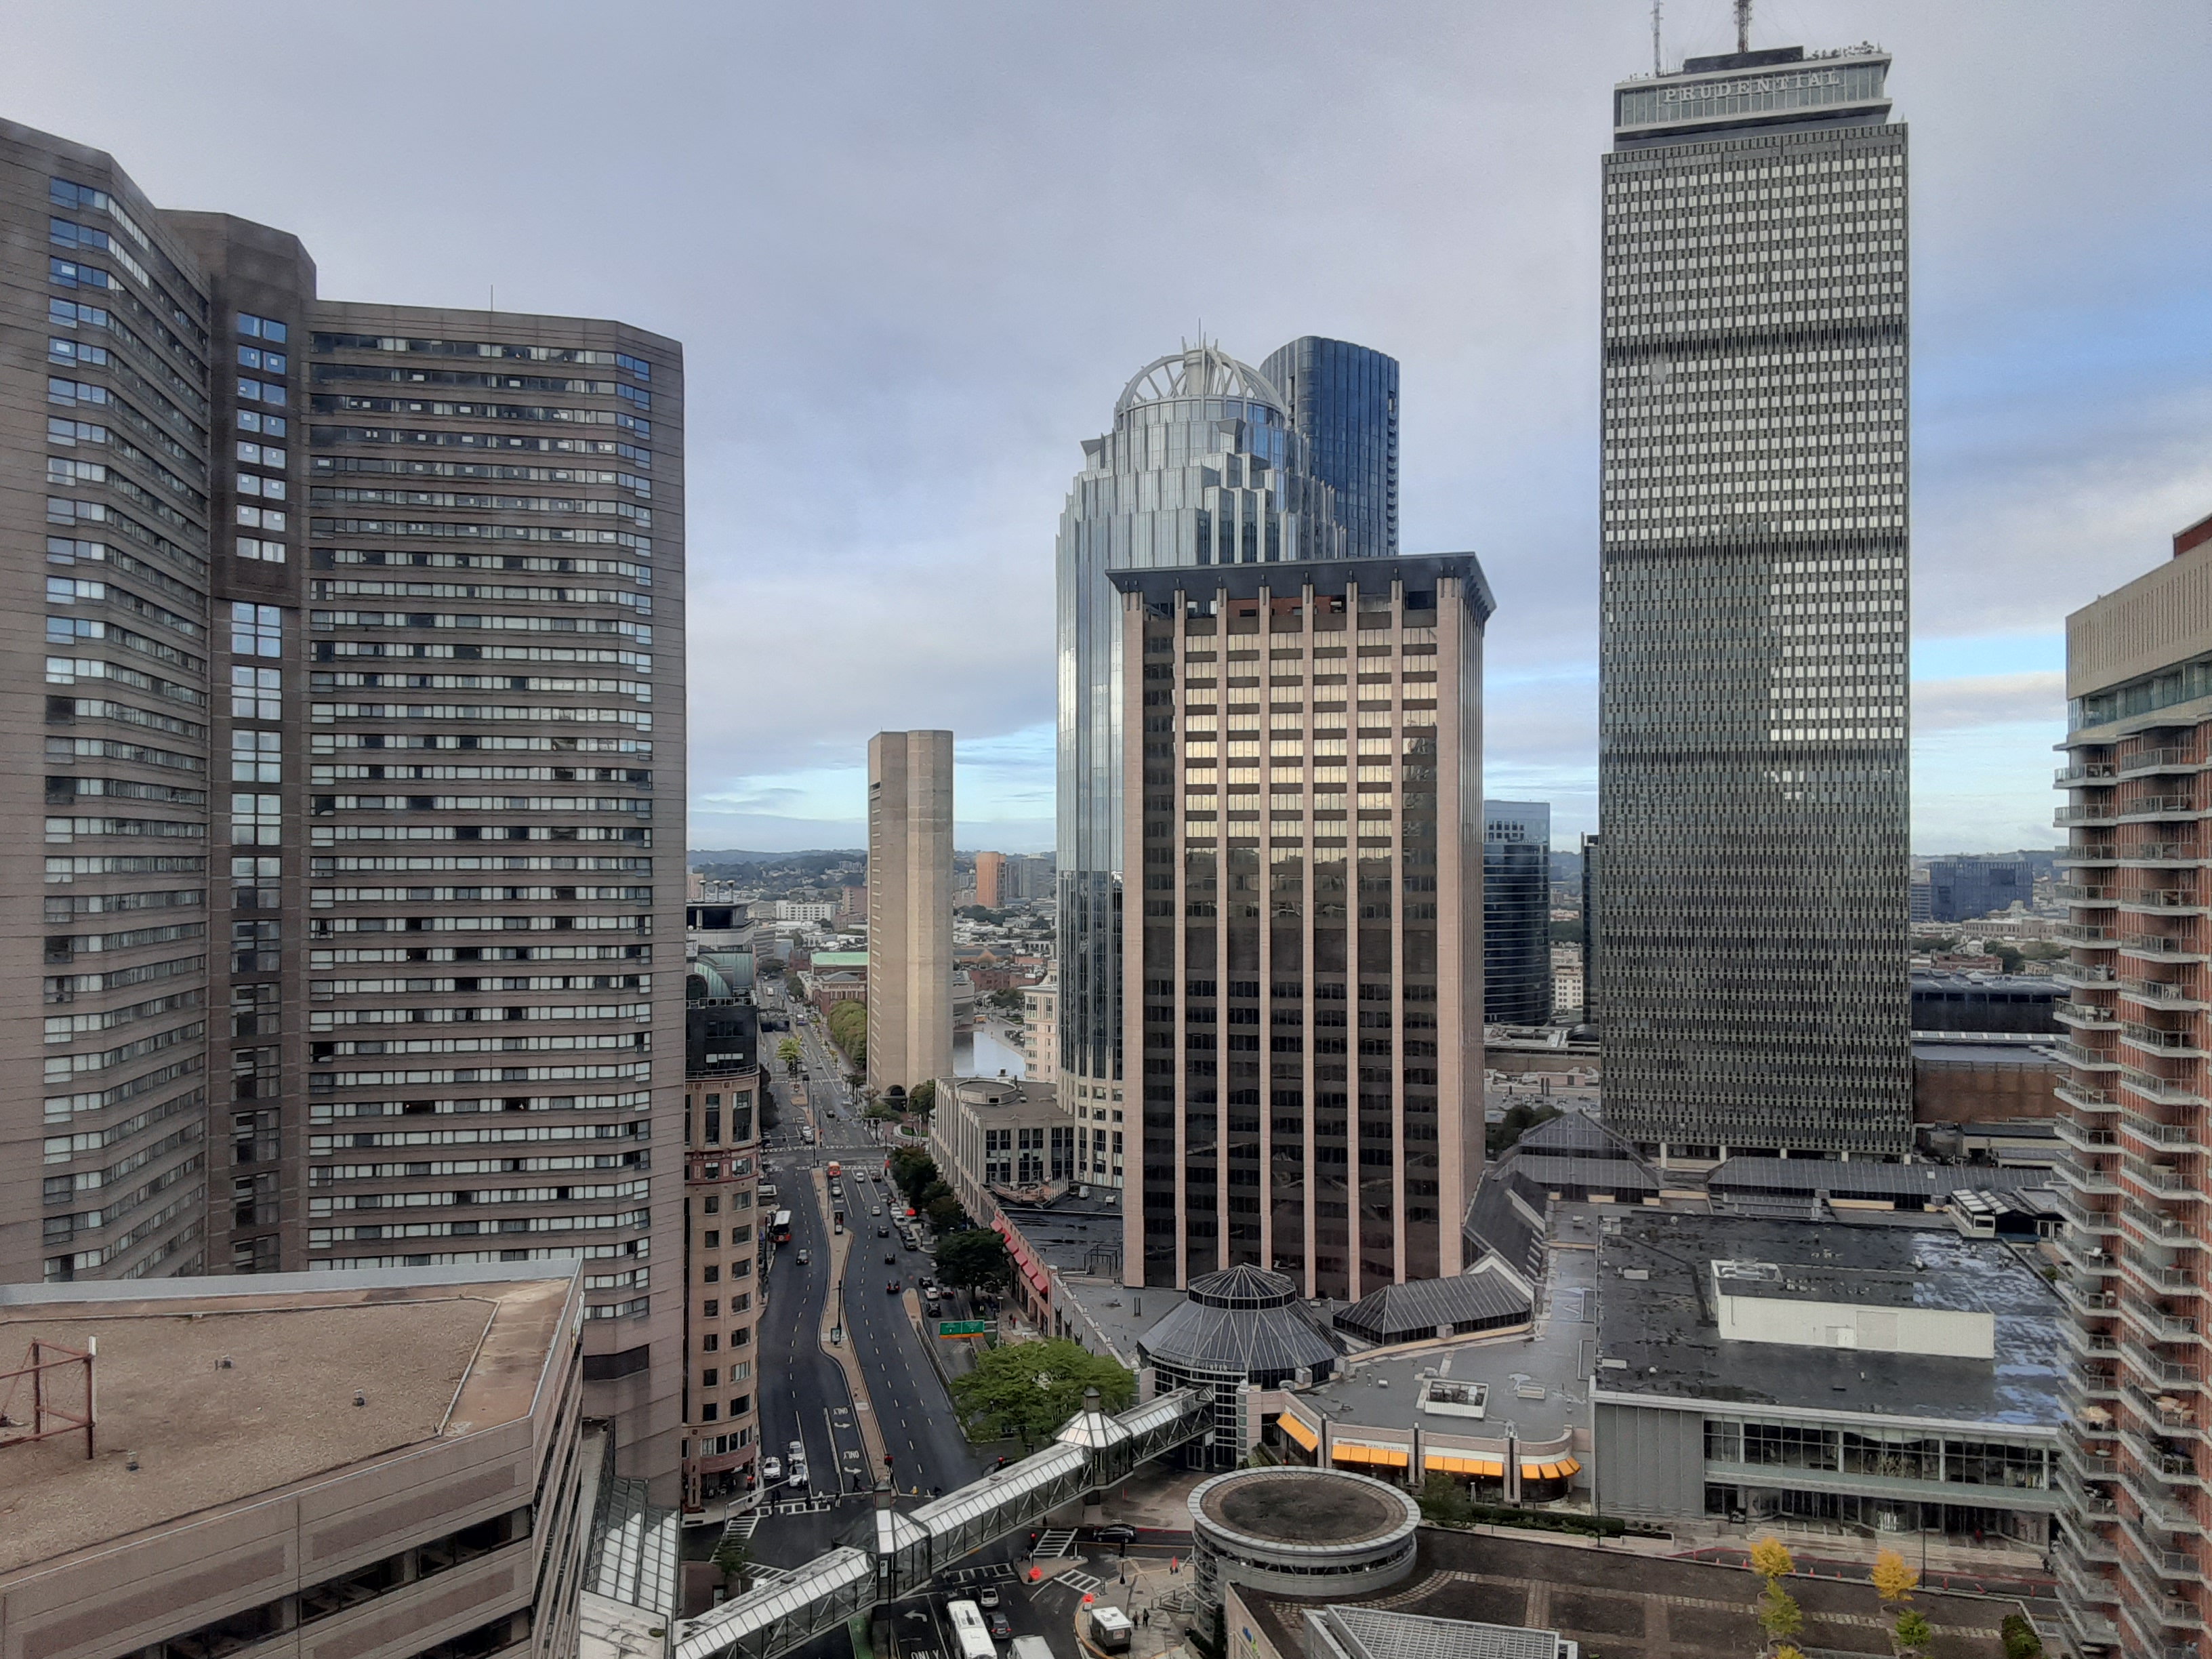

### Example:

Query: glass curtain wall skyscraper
xmin=1595 ymin=43 xmax=1912 ymax=1160
xmin=1260 ymin=337 xmax=1399 ymax=560
xmin=1483 ymin=800 xmax=1552 ymax=1026
xmin=1055 ymin=345 xmax=1347 ymax=1158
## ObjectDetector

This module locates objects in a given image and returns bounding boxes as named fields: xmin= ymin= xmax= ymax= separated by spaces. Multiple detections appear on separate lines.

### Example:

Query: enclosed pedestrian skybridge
xmin=674 ymin=1387 xmax=1212 ymax=1659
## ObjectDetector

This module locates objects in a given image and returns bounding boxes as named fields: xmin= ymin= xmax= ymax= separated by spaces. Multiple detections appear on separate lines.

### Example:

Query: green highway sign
xmin=936 ymin=1319 xmax=989 ymax=1338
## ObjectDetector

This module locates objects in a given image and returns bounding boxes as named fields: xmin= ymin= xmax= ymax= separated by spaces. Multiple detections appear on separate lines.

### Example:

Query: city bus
xmin=945 ymin=1601 xmax=996 ymax=1659
xmin=770 ymin=1210 xmax=794 ymax=1244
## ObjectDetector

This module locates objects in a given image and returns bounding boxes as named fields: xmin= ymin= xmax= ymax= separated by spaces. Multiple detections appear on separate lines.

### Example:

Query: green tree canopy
xmin=924 ymin=1194 xmax=966 ymax=1231
xmin=947 ymin=1337 xmax=1134 ymax=1446
xmin=906 ymin=1080 xmax=936 ymax=1116
xmin=889 ymin=1149 xmax=939 ymax=1204
xmin=935 ymin=1227 xmax=1011 ymax=1292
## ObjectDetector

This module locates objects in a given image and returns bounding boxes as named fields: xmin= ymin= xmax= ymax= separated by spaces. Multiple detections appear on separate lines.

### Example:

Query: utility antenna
xmin=1734 ymin=0 xmax=1752 ymax=54
xmin=1651 ymin=0 xmax=1662 ymax=75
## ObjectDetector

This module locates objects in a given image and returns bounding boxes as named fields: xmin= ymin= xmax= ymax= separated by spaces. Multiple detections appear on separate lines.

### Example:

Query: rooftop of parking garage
xmin=0 ymin=1264 xmax=577 ymax=1576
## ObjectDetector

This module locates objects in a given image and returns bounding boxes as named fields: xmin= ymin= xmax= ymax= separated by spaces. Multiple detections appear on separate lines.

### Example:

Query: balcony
xmin=2058 ymin=1118 xmax=2122 ymax=1155
xmin=2060 ymin=1275 xmax=2121 ymax=1315
xmin=2121 ymin=1118 xmax=2209 ymax=1156
xmin=2061 ymin=961 xmax=2121 ymax=987
xmin=2058 ymin=1229 xmax=2120 ymax=1274
xmin=2121 ymin=795 xmax=2205 ymax=822
xmin=2060 ymin=883 xmax=2122 ymax=906
xmin=2060 ymin=920 xmax=2124 ymax=945
xmin=2126 ymin=933 xmax=2212 ymax=963
xmin=2125 ymin=747 xmax=2204 ymax=777
xmin=2060 ymin=1080 xmax=2123 ymax=1113
xmin=2117 ymin=1462 xmax=2205 ymax=1532
xmin=2127 ymin=889 xmax=2212 ymax=916
xmin=2126 ymin=1023 xmax=2212 ymax=1059
xmin=2127 ymin=1161 xmax=2210 ymax=1202
xmin=2123 ymin=1338 xmax=2207 ymax=1392
xmin=2061 ymin=1158 xmax=2125 ymax=1197
xmin=2055 ymin=1038 xmax=2127 ymax=1071
xmin=2060 ymin=1010 xmax=2125 ymax=1042
xmin=2062 ymin=844 xmax=2121 ymax=867
xmin=2116 ymin=841 xmax=2208 ymax=866
xmin=2055 ymin=1187 xmax=2120 ymax=1233
xmin=2120 ymin=1515 xmax=2205 ymax=1580
xmin=2125 ymin=1071 xmax=2209 ymax=1109
xmin=2123 ymin=978 xmax=2212 ymax=1011
xmin=2059 ymin=803 xmax=2123 ymax=827
xmin=2121 ymin=1300 xmax=2204 ymax=1345
xmin=2061 ymin=762 xmax=2123 ymax=785
xmin=2121 ymin=1252 xmax=2200 ymax=1294
xmin=2124 ymin=1203 xmax=2208 ymax=1248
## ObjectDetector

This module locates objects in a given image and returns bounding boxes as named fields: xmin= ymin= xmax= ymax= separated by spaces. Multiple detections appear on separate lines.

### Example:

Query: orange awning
xmin=1521 ymin=1456 xmax=1580 ymax=1481
xmin=1331 ymin=1442 xmax=1410 ymax=1469
xmin=1424 ymin=1452 xmax=1505 ymax=1477
xmin=1277 ymin=1414 xmax=1318 ymax=1451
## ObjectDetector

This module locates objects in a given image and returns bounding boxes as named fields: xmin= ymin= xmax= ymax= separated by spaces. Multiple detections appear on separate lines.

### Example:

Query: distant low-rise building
xmin=775 ymin=899 xmax=838 ymax=924
xmin=930 ymin=1075 xmax=1077 ymax=1225
xmin=1020 ymin=977 xmax=1061 ymax=1088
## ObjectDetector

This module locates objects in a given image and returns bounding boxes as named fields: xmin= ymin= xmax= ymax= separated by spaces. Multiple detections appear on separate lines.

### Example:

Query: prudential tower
xmin=1055 ymin=342 xmax=1393 ymax=1174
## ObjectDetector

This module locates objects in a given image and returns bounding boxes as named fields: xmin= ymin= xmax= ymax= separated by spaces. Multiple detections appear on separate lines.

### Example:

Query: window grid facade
xmin=0 ymin=117 xmax=691 ymax=1502
xmin=1113 ymin=558 xmax=1488 ymax=1303
xmin=1483 ymin=800 xmax=1552 ymax=1027
xmin=1596 ymin=47 xmax=1912 ymax=1160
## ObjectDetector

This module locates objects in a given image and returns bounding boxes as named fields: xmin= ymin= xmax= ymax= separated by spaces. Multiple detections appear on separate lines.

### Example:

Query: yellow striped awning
xmin=1423 ymin=1453 xmax=1505 ymax=1477
xmin=1277 ymin=1414 xmax=1318 ymax=1451
xmin=1331 ymin=1442 xmax=1410 ymax=1469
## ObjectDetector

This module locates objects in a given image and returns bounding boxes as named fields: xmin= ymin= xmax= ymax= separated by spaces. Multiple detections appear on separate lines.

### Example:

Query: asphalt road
xmin=748 ymin=987 xmax=987 ymax=1578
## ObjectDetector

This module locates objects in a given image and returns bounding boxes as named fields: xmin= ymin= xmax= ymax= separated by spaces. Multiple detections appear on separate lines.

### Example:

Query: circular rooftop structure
xmin=1187 ymin=1467 xmax=1420 ymax=1607
xmin=1136 ymin=1266 xmax=1343 ymax=1387
xmin=1115 ymin=344 xmax=1285 ymax=417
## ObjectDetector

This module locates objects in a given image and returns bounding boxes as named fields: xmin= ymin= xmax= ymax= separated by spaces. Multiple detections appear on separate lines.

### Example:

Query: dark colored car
xmin=884 ymin=1252 xmax=898 ymax=1265
xmin=1090 ymin=1524 xmax=1139 ymax=1547
xmin=985 ymin=1612 xmax=1012 ymax=1641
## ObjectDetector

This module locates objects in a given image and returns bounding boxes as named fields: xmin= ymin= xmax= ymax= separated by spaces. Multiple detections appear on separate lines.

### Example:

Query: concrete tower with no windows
xmin=867 ymin=730 xmax=954 ymax=1099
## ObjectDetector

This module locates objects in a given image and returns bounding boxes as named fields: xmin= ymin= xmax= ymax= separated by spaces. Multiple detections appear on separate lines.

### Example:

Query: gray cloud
xmin=7 ymin=2 xmax=2201 ymax=853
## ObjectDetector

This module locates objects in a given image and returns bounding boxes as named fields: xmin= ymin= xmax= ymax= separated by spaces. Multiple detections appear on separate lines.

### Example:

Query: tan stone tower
xmin=867 ymin=731 xmax=954 ymax=1099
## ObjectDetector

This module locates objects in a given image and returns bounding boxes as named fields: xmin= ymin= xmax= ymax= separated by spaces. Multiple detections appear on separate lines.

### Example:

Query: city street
xmin=747 ymin=984 xmax=987 ymax=1577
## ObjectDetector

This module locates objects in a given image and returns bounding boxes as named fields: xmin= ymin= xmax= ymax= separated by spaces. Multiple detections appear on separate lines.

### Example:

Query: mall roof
xmin=1593 ymin=1212 xmax=2066 ymax=1427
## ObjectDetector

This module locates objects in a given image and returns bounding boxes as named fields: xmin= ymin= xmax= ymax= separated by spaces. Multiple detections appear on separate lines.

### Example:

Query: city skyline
xmin=1 ymin=5 xmax=2195 ymax=856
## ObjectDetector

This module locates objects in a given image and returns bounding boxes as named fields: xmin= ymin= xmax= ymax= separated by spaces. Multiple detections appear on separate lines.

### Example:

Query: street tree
xmin=1870 ymin=1547 xmax=1918 ymax=1606
xmin=777 ymin=1037 xmax=802 ymax=1076
xmin=935 ymin=1228 xmax=1011 ymax=1293
xmin=947 ymin=1337 xmax=1134 ymax=1447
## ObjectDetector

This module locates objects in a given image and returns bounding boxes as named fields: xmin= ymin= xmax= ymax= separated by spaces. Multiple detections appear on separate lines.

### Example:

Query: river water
xmin=953 ymin=1023 xmax=1027 ymax=1080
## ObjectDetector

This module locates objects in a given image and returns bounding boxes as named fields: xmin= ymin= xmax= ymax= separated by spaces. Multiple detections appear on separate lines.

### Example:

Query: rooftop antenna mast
xmin=1651 ymin=0 xmax=1662 ymax=75
xmin=1734 ymin=0 xmax=1752 ymax=54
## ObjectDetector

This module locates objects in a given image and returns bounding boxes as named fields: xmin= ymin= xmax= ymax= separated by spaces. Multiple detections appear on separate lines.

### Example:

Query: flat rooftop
xmin=1198 ymin=1469 xmax=1410 ymax=1547
xmin=0 ymin=1265 xmax=575 ymax=1576
xmin=1299 ymin=1244 xmax=1596 ymax=1444
xmin=1595 ymin=1212 xmax=2065 ymax=1427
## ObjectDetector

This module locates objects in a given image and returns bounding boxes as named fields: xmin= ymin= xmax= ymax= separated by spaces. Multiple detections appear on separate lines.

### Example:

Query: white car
xmin=759 ymin=1454 xmax=783 ymax=1484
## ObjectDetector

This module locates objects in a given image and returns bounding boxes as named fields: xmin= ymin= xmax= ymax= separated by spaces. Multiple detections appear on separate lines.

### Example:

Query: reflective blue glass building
xmin=1055 ymin=345 xmax=1359 ymax=1151
xmin=1261 ymin=337 xmax=1399 ymax=560
xmin=1483 ymin=800 xmax=1552 ymax=1026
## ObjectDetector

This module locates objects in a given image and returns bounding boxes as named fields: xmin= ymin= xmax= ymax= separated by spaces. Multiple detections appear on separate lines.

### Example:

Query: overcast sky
xmin=10 ymin=1 xmax=2207 ymax=857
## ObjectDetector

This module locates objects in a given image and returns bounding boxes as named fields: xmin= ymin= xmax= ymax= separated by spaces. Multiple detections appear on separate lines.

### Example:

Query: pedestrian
xmin=1144 ymin=1610 xmax=1151 ymax=1629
